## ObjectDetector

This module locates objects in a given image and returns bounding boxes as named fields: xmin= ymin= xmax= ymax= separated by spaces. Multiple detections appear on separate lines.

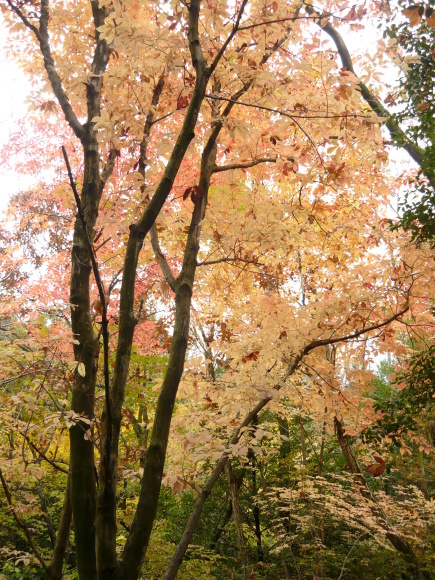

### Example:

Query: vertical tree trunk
xmin=249 ymin=453 xmax=263 ymax=564
xmin=227 ymin=461 xmax=249 ymax=580
xmin=46 ymin=474 xmax=72 ymax=580
xmin=69 ymin=144 xmax=104 ymax=579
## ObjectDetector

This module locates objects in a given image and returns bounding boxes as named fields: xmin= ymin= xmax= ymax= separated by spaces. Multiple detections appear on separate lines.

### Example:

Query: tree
xmin=386 ymin=0 xmax=435 ymax=243
xmin=0 ymin=1 xmax=434 ymax=578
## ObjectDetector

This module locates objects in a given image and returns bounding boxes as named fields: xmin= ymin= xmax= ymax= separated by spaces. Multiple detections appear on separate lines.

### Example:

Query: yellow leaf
xmin=77 ymin=362 xmax=86 ymax=377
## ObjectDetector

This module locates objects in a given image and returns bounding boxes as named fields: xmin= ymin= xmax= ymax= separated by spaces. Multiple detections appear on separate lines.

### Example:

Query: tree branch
xmin=207 ymin=0 xmax=249 ymax=75
xmin=21 ymin=434 xmax=69 ymax=474
xmin=188 ymin=0 xmax=206 ymax=73
xmin=305 ymin=4 xmax=426 ymax=168
xmin=100 ymin=148 xmax=118 ymax=187
xmin=5 ymin=0 xmax=40 ymax=37
xmin=46 ymin=474 xmax=72 ymax=580
xmin=0 ymin=468 xmax=48 ymax=572
xmin=150 ymin=224 xmax=177 ymax=291
xmin=238 ymin=13 xmax=319 ymax=32
xmin=39 ymin=1 xmax=86 ymax=140
xmin=197 ymin=256 xmax=263 ymax=267
xmin=163 ymin=300 xmax=410 ymax=578
xmin=212 ymin=157 xmax=278 ymax=173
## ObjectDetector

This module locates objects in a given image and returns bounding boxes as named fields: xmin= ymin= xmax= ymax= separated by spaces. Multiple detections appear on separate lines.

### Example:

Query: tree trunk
xmin=227 ymin=461 xmax=249 ymax=580
xmin=69 ymin=142 xmax=104 ymax=579
xmin=46 ymin=474 xmax=72 ymax=580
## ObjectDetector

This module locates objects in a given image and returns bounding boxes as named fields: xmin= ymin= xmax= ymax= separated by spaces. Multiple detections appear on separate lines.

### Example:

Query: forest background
xmin=0 ymin=0 xmax=434 ymax=579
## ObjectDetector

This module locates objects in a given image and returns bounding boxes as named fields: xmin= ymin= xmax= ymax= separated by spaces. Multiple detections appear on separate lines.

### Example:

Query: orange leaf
xmin=365 ymin=459 xmax=386 ymax=477
xmin=403 ymin=4 xmax=423 ymax=26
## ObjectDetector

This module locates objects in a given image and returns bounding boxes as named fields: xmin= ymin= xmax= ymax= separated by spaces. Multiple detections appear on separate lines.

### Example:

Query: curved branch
xmin=21 ymin=434 xmax=69 ymax=475
xmin=305 ymin=4 xmax=426 ymax=168
xmin=27 ymin=0 xmax=85 ymax=140
xmin=206 ymin=94 xmax=323 ymax=165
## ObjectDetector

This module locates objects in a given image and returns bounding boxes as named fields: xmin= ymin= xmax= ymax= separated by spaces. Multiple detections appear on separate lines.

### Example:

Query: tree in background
xmin=0 ymin=1 xmax=434 ymax=579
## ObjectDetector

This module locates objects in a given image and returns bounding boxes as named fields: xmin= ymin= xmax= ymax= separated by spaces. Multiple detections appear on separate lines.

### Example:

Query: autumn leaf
xmin=426 ymin=6 xmax=435 ymax=26
xmin=242 ymin=351 xmax=259 ymax=363
xmin=344 ymin=6 xmax=358 ymax=21
xmin=403 ymin=4 xmax=424 ymax=26
xmin=177 ymin=95 xmax=189 ymax=109
xmin=365 ymin=456 xmax=386 ymax=477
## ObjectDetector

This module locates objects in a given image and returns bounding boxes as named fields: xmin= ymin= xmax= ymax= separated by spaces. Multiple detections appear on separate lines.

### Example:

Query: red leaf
xmin=193 ymin=185 xmax=204 ymax=197
xmin=177 ymin=95 xmax=189 ymax=109
xmin=365 ymin=460 xmax=386 ymax=477
xmin=242 ymin=350 xmax=259 ymax=363
xmin=373 ymin=464 xmax=386 ymax=477
xmin=183 ymin=187 xmax=193 ymax=201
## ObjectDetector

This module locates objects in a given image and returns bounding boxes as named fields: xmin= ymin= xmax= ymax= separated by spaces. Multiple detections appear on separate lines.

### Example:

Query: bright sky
xmin=0 ymin=8 xmax=412 ymax=218
xmin=0 ymin=18 xmax=33 ymax=214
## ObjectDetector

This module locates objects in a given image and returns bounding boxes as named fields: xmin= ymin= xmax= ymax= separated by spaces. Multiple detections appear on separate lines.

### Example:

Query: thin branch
xmin=202 ymin=14 xmax=297 ymax=176
xmin=238 ymin=14 xmax=321 ymax=31
xmin=136 ymin=74 xmax=177 ymax=291
xmin=205 ymin=94 xmax=323 ymax=165
xmin=212 ymin=157 xmax=278 ymax=173
xmin=299 ymin=301 xmax=409 ymax=354
xmin=208 ymin=0 xmax=249 ymax=75
xmin=197 ymin=256 xmax=263 ymax=267
xmin=338 ymin=532 xmax=369 ymax=580
xmin=305 ymin=4 xmax=426 ymax=168
xmin=21 ymin=434 xmax=69 ymax=474
xmin=0 ymin=468 xmax=48 ymax=572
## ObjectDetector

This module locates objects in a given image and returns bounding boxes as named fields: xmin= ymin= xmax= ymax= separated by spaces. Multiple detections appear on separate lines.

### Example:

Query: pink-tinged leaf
xmin=177 ymin=95 xmax=189 ymax=109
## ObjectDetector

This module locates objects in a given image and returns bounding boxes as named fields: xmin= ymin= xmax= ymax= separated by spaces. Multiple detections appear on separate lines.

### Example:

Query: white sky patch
xmin=0 ymin=18 xmax=33 ymax=215
xmin=0 ymin=8 xmax=414 ymax=218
